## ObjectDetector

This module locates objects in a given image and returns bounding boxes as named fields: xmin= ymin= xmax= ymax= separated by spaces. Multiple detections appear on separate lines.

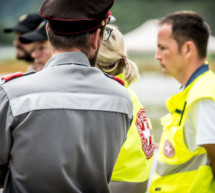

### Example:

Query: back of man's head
xmin=39 ymin=0 xmax=114 ymax=53
xmin=159 ymin=11 xmax=210 ymax=59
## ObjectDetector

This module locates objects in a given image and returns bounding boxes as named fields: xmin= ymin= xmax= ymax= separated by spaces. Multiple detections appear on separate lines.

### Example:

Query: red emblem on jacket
xmin=136 ymin=109 xmax=154 ymax=159
xmin=1 ymin=72 xmax=23 ymax=83
xmin=163 ymin=140 xmax=175 ymax=158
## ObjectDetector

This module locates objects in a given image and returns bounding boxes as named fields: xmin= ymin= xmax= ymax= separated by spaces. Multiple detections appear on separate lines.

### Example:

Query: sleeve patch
xmin=136 ymin=108 xmax=154 ymax=159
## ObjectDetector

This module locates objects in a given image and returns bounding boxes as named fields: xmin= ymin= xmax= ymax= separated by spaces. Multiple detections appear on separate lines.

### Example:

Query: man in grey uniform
xmin=0 ymin=0 xmax=133 ymax=192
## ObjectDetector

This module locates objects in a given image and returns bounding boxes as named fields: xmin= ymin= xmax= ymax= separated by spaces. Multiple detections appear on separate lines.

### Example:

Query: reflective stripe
xmin=109 ymin=180 xmax=148 ymax=193
xmin=10 ymin=92 xmax=132 ymax=118
xmin=156 ymin=153 xmax=209 ymax=176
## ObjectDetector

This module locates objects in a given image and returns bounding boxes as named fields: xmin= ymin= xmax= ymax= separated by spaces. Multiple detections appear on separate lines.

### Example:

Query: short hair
xmin=47 ymin=26 xmax=105 ymax=56
xmin=97 ymin=24 xmax=139 ymax=85
xmin=158 ymin=11 xmax=210 ymax=59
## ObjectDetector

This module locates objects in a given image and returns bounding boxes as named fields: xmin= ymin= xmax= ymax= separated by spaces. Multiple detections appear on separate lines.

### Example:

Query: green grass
xmin=128 ymin=53 xmax=160 ymax=74
xmin=129 ymin=53 xmax=215 ymax=74
xmin=0 ymin=59 xmax=28 ymax=74
xmin=1 ymin=53 xmax=215 ymax=74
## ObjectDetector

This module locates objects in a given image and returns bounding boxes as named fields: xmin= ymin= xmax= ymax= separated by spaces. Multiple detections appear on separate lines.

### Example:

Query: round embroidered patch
xmin=163 ymin=140 xmax=175 ymax=158
xmin=136 ymin=109 xmax=154 ymax=159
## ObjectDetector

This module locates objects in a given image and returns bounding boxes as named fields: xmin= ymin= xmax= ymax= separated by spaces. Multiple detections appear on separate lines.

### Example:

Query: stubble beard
xmin=16 ymin=46 xmax=34 ymax=62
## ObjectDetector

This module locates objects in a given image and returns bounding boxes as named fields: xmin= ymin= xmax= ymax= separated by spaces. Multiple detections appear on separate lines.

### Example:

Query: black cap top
xmin=19 ymin=21 xmax=48 ymax=44
xmin=4 ymin=13 xmax=44 ymax=34
xmin=39 ymin=0 xmax=114 ymax=35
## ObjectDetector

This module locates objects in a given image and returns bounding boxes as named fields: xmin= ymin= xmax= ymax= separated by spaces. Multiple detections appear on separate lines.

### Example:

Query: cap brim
xmin=4 ymin=24 xmax=30 ymax=33
xmin=20 ymin=31 xmax=47 ymax=44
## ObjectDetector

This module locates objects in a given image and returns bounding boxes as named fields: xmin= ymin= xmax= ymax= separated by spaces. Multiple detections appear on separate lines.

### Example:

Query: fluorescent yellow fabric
xmin=149 ymin=70 xmax=215 ymax=193
xmin=111 ymin=73 xmax=154 ymax=182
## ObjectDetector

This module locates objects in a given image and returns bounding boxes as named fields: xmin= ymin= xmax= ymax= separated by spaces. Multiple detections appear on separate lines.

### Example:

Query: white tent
xmin=124 ymin=19 xmax=158 ymax=53
xmin=124 ymin=19 xmax=215 ymax=53
xmin=208 ymin=36 xmax=215 ymax=52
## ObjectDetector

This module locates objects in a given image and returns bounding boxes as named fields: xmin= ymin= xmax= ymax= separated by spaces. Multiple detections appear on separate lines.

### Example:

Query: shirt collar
xmin=43 ymin=52 xmax=91 ymax=69
xmin=185 ymin=64 xmax=209 ymax=88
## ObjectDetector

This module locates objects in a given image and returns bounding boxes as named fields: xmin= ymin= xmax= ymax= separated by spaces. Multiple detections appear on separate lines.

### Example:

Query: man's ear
xmin=182 ymin=41 xmax=194 ymax=58
xmin=46 ymin=23 xmax=49 ymax=37
xmin=90 ymin=28 xmax=101 ymax=50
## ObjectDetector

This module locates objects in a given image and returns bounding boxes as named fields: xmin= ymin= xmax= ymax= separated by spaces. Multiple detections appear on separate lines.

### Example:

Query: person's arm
xmin=0 ymin=86 xmax=13 ymax=187
xmin=194 ymin=99 xmax=215 ymax=176
xmin=203 ymin=144 xmax=215 ymax=175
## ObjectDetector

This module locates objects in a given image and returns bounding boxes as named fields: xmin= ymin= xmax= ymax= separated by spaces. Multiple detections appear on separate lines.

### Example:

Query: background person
xmin=20 ymin=21 xmax=51 ymax=71
xmin=149 ymin=11 xmax=215 ymax=193
xmin=96 ymin=24 xmax=154 ymax=193
xmin=0 ymin=0 xmax=133 ymax=192
xmin=3 ymin=13 xmax=43 ymax=72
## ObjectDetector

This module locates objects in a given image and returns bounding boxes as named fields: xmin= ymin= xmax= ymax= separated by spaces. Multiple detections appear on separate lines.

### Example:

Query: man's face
xmin=13 ymin=33 xmax=35 ymax=62
xmin=155 ymin=24 xmax=186 ymax=78
xmin=31 ymin=40 xmax=52 ymax=71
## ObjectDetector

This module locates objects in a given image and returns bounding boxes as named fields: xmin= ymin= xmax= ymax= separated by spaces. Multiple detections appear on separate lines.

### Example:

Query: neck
xmin=178 ymin=58 xmax=206 ymax=86
xmin=52 ymin=48 xmax=84 ymax=57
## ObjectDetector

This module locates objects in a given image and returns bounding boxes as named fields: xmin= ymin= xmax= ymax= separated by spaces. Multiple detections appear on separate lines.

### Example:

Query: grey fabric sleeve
xmin=0 ymin=86 xmax=13 ymax=185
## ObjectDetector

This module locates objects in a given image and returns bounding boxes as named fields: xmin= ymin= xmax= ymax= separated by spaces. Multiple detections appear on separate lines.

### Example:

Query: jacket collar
xmin=43 ymin=52 xmax=90 ymax=69
xmin=185 ymin=64 xmax=209 ymax=88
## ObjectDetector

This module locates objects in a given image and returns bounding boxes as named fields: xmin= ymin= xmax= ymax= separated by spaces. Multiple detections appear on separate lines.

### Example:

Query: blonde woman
xmin=97 ymin=24 xmax=154 ymax=193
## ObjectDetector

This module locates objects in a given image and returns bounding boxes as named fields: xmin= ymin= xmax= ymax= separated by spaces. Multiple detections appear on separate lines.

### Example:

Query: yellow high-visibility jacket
xmin=110 ymin=73 xmax=154 ymax=192
xmin=149 ymin=69 xmax=215 ymax=193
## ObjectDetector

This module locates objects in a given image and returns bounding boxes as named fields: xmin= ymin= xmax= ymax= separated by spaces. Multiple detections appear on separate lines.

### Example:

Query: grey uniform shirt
xmin=0 ymin=52 xmax=133 ymax=193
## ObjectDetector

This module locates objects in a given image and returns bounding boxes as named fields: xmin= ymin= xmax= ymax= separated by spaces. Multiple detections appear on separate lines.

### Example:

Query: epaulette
xmin=104 ymin=73 xmax=125 ymax=86
xmin=0 ymin=71 xmax=36 ymax=85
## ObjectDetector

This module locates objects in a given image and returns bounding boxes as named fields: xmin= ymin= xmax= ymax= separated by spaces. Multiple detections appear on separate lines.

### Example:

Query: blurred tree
xmin=1 ymin=0 xmax=215 ymax=44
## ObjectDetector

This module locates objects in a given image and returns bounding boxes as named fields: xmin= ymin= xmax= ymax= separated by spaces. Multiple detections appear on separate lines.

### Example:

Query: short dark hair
xmin=159 ymin=11 xmax=210 ymax=59
xmin=48 ymin=30 xmax=90 ymax=54
xmin=47 ymin=26 xmax=105 ymax=55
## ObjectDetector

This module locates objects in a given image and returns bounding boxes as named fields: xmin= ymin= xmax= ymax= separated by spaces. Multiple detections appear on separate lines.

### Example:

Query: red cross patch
xmin=136 ymin=109 xmax=154 ymax=159
xmin=163 ymin=140 xmax=175 ymax=158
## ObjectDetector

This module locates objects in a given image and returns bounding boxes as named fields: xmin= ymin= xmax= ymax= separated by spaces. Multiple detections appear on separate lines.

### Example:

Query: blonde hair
xmin=97 ymin=24 xmax=139 ymax=85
